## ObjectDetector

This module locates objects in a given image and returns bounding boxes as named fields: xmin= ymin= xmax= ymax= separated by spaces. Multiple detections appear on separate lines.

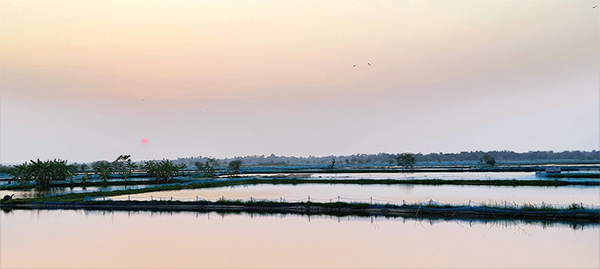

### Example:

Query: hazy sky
xmin=1 ymin=0 xmax=598 ymax=164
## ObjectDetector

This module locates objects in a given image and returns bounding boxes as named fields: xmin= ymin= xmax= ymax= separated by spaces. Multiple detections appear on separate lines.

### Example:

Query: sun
xmin=141 ymin=138 xmax=149 ymax=144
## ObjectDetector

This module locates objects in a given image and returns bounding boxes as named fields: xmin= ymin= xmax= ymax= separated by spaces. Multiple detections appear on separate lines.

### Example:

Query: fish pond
xmin=0 ymin=209 xmax=598 ymax=268
xmin=108 ymin=183 xmax=600 ymax=209
xmin=1 ymin=171 xmax=599 ymax=268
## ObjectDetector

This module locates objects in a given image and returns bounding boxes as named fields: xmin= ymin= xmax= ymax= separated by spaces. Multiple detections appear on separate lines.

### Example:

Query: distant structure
xmin=545 ymin=166 xmax=561 ymax=174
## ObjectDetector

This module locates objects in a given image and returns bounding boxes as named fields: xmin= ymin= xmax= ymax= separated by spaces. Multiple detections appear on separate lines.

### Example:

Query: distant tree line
xmin=413 ymin=150 xmax=598 ymax=163
xmin=172 ymin=150 xmax=599 ymax=166
xmin=2 ymin=150 xmax=597 ymax=187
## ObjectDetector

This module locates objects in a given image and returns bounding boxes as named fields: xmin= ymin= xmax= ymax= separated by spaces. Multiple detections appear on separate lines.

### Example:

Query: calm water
xmin=2 ymin=171 xmax=597 ymax=200
xmin=0 ymin=185 xmax=154 ymax=199
xmin=110 ymin=184 xmax=600 ymax=208
xmin=238 ymin=171 xmax=599 ymax=181
xmin=1 ymin=210 xmax=598 ymax=268
xmin=311 ymin=171 xmax=542 ymax=180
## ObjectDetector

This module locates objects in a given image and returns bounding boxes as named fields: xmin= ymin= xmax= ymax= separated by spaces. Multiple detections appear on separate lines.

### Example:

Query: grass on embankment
xmin=2 ymin=198 xmax=596 ymax=216
xmin=545 ymin=173 xmax=600 ymax=179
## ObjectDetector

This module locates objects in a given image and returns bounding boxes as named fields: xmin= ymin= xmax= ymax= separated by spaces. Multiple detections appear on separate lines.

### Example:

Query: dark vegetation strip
xmin=0 ymin=179 xmax=184 ymax=190
xmin=545 ymin=173 xmax=600 ymax=179
xmin=1 ymin=200 xmax=598 ymax=224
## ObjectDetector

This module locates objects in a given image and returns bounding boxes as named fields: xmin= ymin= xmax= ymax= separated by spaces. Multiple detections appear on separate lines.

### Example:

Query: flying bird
xmin=353 ymin=64 xmax=356 ymax=68
xmin=367 ymin=63 xmax=371 ymax=66
xmin=593 ymin=5 xmax=597 ymax=8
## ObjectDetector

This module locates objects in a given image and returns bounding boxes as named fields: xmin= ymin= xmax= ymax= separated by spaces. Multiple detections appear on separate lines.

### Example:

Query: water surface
xmin=110 ymin=184 xmax=600 ymax=208
xmin=1 ymin=210 xmax=597 ymax=268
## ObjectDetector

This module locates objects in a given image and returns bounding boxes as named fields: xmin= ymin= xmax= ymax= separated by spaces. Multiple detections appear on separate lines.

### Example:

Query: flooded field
xmin=1 ymin=210 xmax=597 ymax=268
xmin=1 ymin=173 xmax=598 ymax=268
xmin=309 ymin=171 xmax=541 ymax=180
xmin=229 ymin=171 xmax=600 ymax=181
xmin=109 ymin=183 xmax=600 ymax=208
xmin=308 ymin=171 xmax=599 ymax=181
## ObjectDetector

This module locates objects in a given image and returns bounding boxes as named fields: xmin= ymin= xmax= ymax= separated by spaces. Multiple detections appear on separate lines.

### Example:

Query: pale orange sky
xmin=1 ymin=0 xmax=598 ymax=163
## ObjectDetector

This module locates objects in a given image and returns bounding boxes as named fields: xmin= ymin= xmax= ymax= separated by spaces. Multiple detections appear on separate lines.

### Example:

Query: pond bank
xmin=2 ymin=200 xmax=598 ymax=224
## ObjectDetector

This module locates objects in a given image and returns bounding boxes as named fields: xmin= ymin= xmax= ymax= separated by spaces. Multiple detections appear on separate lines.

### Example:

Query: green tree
xmin=203 ymin=158 xmax=218 ymax=177
xmin=177 ymin=163 xmax=187 ymax=176
xmin=113 ymin=155 xmax=132 ymax=179
xmin=92 ymin=160 xmax=113 ymax=182
xmin=10 ymin=163 xmax=33 ymax=183
xmin=125 ymin=159 xmax=137 ymax=179
xmin=79 ymin=163 xmax=89 ymax=172
xmin=48 ymin=159 xmax=71 ymax=181
xmin=29 ymin=159 xmax=52 ymax=187
xmin=394 ymin=153 xmax=416 ymax=170
xmin=194 ymin=161 xmax=205 ymax=176
xmin=22 ymin=159 xmax=72 ymax=187
xmin=144 ymin=160 xmax=178 ymax=183
xmin=0 ymin=164 xmax=14 ymax=175
xmin=480 ymin=154 xmax=496 ymax=166
xmin=194 ymin=161 xmax=204 ymax=172
xmin=228 ymin=160 xmax=242 ymax=174
xmin=144 ymin=161 xmax=159 ymax=180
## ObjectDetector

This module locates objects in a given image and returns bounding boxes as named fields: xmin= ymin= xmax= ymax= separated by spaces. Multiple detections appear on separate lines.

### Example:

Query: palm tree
xmin=15 ymin=159 xmax=73 ymax=187
xmin=29 ymin=159 xmax=52 ymax=187
xmin=194 ymin=161 xmax=205 ymax=176
xmin=113 ymin=155 xmax=130 ymax=179
xmin=47 ymin=159 xmax=71 ymax=181
xmin=124 ymin=159 xmax=137 ymax=179
xmin=144 ymin=161 xmax=159 ymax=180
xmin=157 ymin=160 xmax=178 ymax=183
xmin=204 ymin=158 xmax=218 ymax=177
xmin=144 ymin=160 xmax=178 ymax=183
xmin=10 ymin=163 xmax=33 ymax=183
xmin=177 ymin=163 xmax=187 ymax=176
xmin=92 ymin=160 xmax=113 ymax=182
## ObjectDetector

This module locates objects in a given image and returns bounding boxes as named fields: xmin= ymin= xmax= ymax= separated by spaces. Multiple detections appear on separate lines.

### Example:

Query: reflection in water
xmin=110 ymin=184 xmax=600 ymax=208
xmin=48 ymin=209 xmax=598 ymax=231
xmin=1 ymin=210 xmax=598 ymax=268
xmin=310 ymin=171 xmax=544 ymax=180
